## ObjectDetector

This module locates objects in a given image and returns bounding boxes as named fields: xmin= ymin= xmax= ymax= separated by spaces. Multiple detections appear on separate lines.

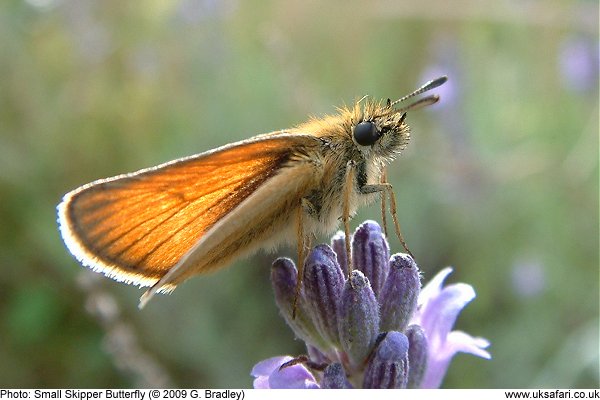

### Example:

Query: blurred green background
xmin=1 ymin=0 xmax=598 ymax=388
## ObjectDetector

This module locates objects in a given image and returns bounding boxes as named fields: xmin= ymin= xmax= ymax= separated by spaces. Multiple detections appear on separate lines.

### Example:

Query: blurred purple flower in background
xmin=251 ymin=220 xmax=490 ymax=389
xmin=558 ymin=35 xmax=599 ymax=94
xmin=511 ymin=258 xmax=546 ymax=299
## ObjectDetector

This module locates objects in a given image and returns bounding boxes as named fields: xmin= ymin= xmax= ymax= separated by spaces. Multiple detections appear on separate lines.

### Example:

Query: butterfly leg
xmin=359 ymin=182 xmax=414 ymax=259
xmin=343 ymin=161 xmax=355 ymax=278
xmin=292 ymin=198 xmax=314 ymax=319
xmin=380 ymin=167 xmax=389 ymax=238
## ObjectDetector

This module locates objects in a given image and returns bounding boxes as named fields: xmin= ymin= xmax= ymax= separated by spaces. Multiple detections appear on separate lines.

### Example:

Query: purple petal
xmin=253 ymin=376 xmax=270 ymax=389
xmin=416 ymin=267 xmax=453 ymax=309
xmin=446 ymin=331 xmax=491 ymax=359
xmin=411 ymin=268 xmax=491 ymax=388
xmin=251 ymin=356 xmax=292 ymax=389
xmin=268 ymin=364 xmax=320 ymax=389
xmin=420 ymin=331 xmax=490 ymax=389
xmin=251 ymin=356 xmax=292 ymax=377
xmin=418 ymin=282 xmax=476 ymax=347
xmin=251 ymin=356 xmax=320 ymax=389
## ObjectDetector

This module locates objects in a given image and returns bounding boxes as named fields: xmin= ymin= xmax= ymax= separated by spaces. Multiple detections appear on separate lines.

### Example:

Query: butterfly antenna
xmin=389 ymin=76 xmax=447 ymax=108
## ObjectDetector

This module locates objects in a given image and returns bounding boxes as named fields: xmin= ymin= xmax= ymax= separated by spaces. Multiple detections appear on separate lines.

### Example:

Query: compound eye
xmin=353 ymin=121 xmax=381 ymax=146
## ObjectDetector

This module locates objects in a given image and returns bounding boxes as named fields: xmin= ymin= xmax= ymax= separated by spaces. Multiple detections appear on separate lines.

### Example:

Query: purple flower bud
xmin=321 ymin=363 xmax=353 ymax=389
xmin=271 ymin=258 xmax=328 ymax=350
xmin=338 ymin=270 xmax=380 ymax=367
xmin=303 ymin=245 xmax=345 ymax=345
xmin=405 ymin=324 xmax=428 ymax=388
xmin=352 ymin=221 xmax=390 ymax=298
xmin=363 ymin=331 xmax=409 ymax=389
xmin=330 ymin=231 xmax=348 ymax=276
xmin=379 ymin=253 xmax=421 ymax=332
xmin=255 ymin=222 xmax=490 ymax=389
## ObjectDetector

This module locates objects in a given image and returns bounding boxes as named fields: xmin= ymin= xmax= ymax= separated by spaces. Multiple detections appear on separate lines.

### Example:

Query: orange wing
xmin=58 ymin=134 xmax=318 ymax=288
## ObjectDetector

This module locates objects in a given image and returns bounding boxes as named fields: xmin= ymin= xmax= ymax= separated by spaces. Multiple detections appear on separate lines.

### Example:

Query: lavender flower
xmin=410 ymin=267 xmax=491 ymax=388
xmin=251 ymin=356 xmax=319 ymax=389
xmin=558 ymin=35 xmax=599 ymax=94
xmin=252 ymin=220 xmax=490 ymax=388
